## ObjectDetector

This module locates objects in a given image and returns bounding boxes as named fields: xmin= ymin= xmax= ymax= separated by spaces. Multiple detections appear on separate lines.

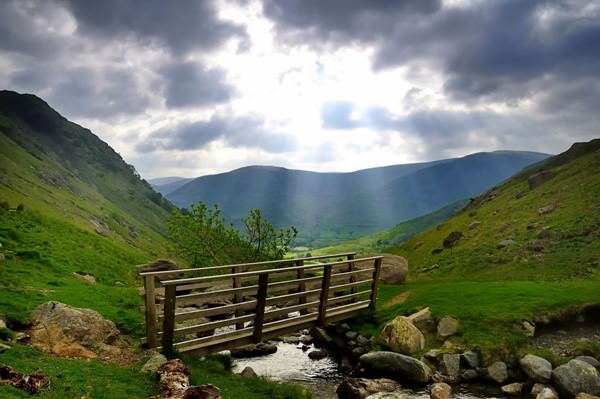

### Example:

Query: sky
xmin=1 ymin=0 xmax=599 ymax=179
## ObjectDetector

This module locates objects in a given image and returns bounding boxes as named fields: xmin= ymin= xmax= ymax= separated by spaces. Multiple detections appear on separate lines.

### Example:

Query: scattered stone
xmin=520 ymin=354 xmax=552 ymax=383
xmin=336 ymin=378 xmax=400 ymax=399
xmin=380 ymin=316 xmax=425 ymax=355
xmin=468 ymin=221 xmax=481 ymax=230
xmin=575 ymin=394 xmax=600 ymax=399
xmin=501 ymin=382 xmax=524 ymax=396
xmin=461 ymin=369 xmax=478 ymax=381
xmin=531 ymin=383 xmax=547 ymax=396
xmin=430 ymin=382 xmax=452 ymax=399
xmin=407 ymin=307 xmax=436 ymax=334
xmin=141 ymin=352 xmax=168 ymax=373
xmin=72 ymin=272 xmax=96 ymax=284
xmin=460 ymin=350 xmax=480 ymax=369
xmin=352 ymin=347 xmax=368 ymax=359
xmin=300 ymin=335 xmax=314 ymax=345
xmin=486 ymin=361 xmax=508 ymax=384
xmin=522 ymin=320 xmax=536 ymax=337
xmin=576 ymin=356 xmax=600 ymax=368
xmin=431 ymin=248 xmax=443 ymax=255
xmin=538 ymin=227 xmax=554 ymax=239
xmin=282 ymin=335 xmax=300 ymax=344
xmin=552 ymin=359 xmax=600 ymax=398
xmin=437 ymin=316 xmax=460 ymax=341
xmin=341 ymin=356 xmax=354 ymax=374
xmin=239 ymin=366 xmax=258 ymax=379
xmin=414 ymin=241 xmax=424 ymax=249
xmin=497 ymin=239 xmax=515 ymax=249
xmin=528 ymin=170 xmax=554 ymax=189
xmin=346 ymin=331 xmax=359 ymax=340
xmin=0 ymin=364 xmax=49 ymax=394
xmin=443 ymin=231 xmax=463 ymax=248
xmin=359 ymin=351 xmax=431 ymax=384
xmin=310 ymin=326 xmax=333 ymax=345
xmin=537 ymin=387 xmax=559 ymax=399
xmin=29 ymin=301 xmax=121 ymax=359
xmin=308 ymin=349 xmax=328 ymax=360
xmin=440 ymin=354 xmax=460 ymax=379
xmin=95 ymin=227 xmax=108 ymax=237
xmin=152 ymin=359 xmax=222 ymax=399
xmin=230 ymin=342 xmax=277 ymax=358
xmin=425 ymin=349 xmax=442 ymax=361
xmin=538 ymin=203 xmax=557 ymax=216
xmin=527 ymin=223 xmax=539 ymax=230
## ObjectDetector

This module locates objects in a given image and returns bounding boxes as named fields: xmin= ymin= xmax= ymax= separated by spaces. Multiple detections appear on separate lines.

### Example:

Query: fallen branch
xmin=0 ymin=364 xmax=49 ymax=394
xmin=149 ymin=359 xmax=221 ymax=399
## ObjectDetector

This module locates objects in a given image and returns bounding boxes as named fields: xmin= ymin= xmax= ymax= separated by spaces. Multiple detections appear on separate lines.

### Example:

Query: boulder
xmin=575 ymin=394 xmax=600 ymax=399
xmin=379 ymin=316 xmax=425 ymax=355
xmin=460 ymin=351 xmax=480 ymax=369
xmin=310 ymin=326 xmax=334 ymax=345
xmin=407 ymin=307 xmax=436 ymax=333
xmin=436 ymin=316 xmax=460 ymax=341
xmin=239 ymin=366 xmax=258 ymax=379
xmin=537 ymin=387 xmax=559 ymax=399
xmin=576 ymin=356 xmax=600 ymax=368
xmin=468 ymin=221 xmax=481 ymax=230
xmin=552 ymin=359 xmax=600 ymax=398
xmin=359 ymin=351 xmax=431 ymax=384
xmin=379 ymin=254 xmax=409 ymax=285
xmin=520 ymin=354 xmax=552 ymax=383
xmin=336 ymin=378 xmax=400 ymax=399
xmin=141 ymin=352 xmax=168 ymax=373
xmin=531 ymin=383 xmax=548 ymax=396
xmin=497 ymin=239 xmax=515 ymax=249
xmin=501 ymin=382 xmax=524 ymax=396
xmin=430 ymin=382 xmax=452 ymax=399
xmin=538 ymin=203 xmax=557 ymax=215
xmin=439 ymin=354 xmax=460 ymax=379
xmin=461 ymin=369 xmax=478 ymax=381
xmin=443 ymin=231 xmax=463 ymax=248
xmin=308 ymin=349 xmax=328 ymax=360
xmin=528 ymin=170 xmax=554 ymax=189
xmin=486 ymin=361 xmax=508 ymax=384
xmin=522 ymin=320 xmax=536 ymax=337
xmin=230 ymin=342 xmax=277 ymax=358
xmin=29 ymin=301 xmax=120 ymax=359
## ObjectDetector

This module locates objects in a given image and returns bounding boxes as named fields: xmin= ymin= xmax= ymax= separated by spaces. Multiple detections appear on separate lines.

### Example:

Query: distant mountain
xmin=164 ymin=151 xmax=550 ymax=247
xmin=150 ymin=177 xmax=194 ymax=196
xmin=388 ymin=138 xmax=600 ymax=281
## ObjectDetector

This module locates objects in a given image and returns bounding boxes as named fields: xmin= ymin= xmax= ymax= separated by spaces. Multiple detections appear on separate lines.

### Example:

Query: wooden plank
xmin=329 ymin=279 xmax=372 ymax=294
xmin=139 ymin=282 xmax=214 ymax=296
xmin=160 ymin=256 xmax=383 ymax=286
xmin=162 ymin=299 xmax=257 ymax=321
xmin=253 ymin=273 xmax=269 ymax=342
xmin=296 ymin=260 xmax=308 ymax=315
xmin=370 ymin=257 xmax=383 ymax=311
xmin=263 ymin=312 xmax=319 ymax=334
xmin=175 ymin=327 xmax=254 ymax=352
xmin=139 ymin=252 xmax=357 ymax=278
xmin=161 ymin=285 xmax=177 ymax=354
xmin=162 ymin=314 xmax=256 ymax=338
xmin=175 ymin=285 xmax=258 ymax=303
xmin=143 ymin=275 xmax=158 ymax=348
xmin=263 ymin=300 xmax=320 ymax=322
xmin=347 ymin=253 xmax=357 ymax=301
xmin=265 ymin=288 xmax=322 ymax=306
xmin=317 ymin=265 xmax=332 ymax=326
xmin=232 ymin=266 xmax=244 ymax=330
xmin=328 ymin=291 xmax=371 ymax=306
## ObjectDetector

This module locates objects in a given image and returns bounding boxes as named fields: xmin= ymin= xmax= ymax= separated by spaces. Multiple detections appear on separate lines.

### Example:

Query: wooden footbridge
xmin=139 ymin=253 xmax=382 ymax=356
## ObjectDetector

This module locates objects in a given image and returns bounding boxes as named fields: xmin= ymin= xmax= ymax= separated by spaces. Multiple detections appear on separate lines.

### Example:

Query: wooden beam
xmin=317 ymin=265 xmax=332 ymax=326
xmin=143 ymin=275 xmax=158 ymax=348
xmin=370 ymin=257 xmax=383 ymax=311
xmin=161 ymin=285 xmax=177 ymax=354
xmin=253 ymin=273 xmax=269 ymax=343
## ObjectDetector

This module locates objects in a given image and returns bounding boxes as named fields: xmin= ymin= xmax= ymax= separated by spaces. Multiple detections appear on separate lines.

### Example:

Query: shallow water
xmin=232 ymin=341 xmax=500 ymax=399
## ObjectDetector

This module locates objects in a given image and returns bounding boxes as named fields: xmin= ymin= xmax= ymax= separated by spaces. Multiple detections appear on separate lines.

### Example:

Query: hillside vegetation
xmin=164 ymin=152 xmax=548 ymax=247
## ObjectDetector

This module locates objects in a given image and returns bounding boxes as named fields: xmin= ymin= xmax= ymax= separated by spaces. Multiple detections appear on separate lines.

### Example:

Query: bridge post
xmin=296 ymin=259 xmax=308 ymax=315
xmin=347 ymin=253 xmax=357 ymax=302
xmin=253 ymin=273 xmax=269 ymax=342
xmin=317 ymin=265 xmax=333 ymax=326
xmin=143 ymin=275 xmax=158 ymax=348
xmin=232 ymin=266 xmax=244 ymax=330
xmin=162 ymin=284 xmax=177 ymax=354
xmin=369 ymin=257 xmax=382 ymax=311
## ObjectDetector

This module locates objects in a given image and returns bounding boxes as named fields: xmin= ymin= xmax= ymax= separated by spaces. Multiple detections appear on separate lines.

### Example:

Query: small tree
xmin=240 ymin=209 xmax=298 ymax=262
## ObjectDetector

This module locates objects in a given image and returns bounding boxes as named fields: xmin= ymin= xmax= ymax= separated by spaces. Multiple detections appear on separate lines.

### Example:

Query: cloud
xmin=320 ymin=101 xmax=357 ymax=129
xmin=160 ymin=61 xmax=233 ymax=108
xmin=138 ymin=114 xmax=296 ymax=154
xmin=59 ymin=0 xmax=246 ymax=54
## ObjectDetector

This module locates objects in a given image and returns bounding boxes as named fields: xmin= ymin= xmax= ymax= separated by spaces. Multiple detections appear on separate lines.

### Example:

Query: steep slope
xmin=150 ymin=176 xmax=194 ymax=196
xmin=165 ymin=152 xmax=549 ymax=247
xmin=388 ymin=138 xmax=600 ymax=282
xmin=0 ymin=90 xmax=173 ymax=331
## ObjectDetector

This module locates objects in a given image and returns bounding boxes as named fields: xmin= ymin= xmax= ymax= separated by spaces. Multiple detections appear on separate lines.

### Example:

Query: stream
xmin=232 ymin=340 xmax=500 ymax=399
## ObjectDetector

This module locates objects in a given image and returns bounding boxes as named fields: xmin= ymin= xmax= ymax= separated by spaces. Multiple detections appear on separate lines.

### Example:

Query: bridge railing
xmin=139 ymin=253 xmax=383 ymax=355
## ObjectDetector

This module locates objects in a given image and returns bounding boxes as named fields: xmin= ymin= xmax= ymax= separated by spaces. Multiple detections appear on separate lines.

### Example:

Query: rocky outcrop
xmin=436 ymin=316 xmax=460 ymax=341
xmin=520 ymin=354 xmax=552 ymax=383
xmin=552 ymin=359 xmax=600 ymax=398
xmin=359 ymin=351 xmax=431 ymax=384
xmin=336 ymin=378 xmax=400 ymax=399
xmin=379 ymin=316 xmax=425 ymax=355
xmin=528 ymin=170 xmax=554 ymax=189
xmin=29 ymin=301 xmax=121 ymax=359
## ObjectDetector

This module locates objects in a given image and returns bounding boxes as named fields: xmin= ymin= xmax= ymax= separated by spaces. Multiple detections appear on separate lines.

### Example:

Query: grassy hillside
xmin=166 ymin=152 xmax=548 ymax=247
xmin=388 ymin=139 xmax=600 ymax=282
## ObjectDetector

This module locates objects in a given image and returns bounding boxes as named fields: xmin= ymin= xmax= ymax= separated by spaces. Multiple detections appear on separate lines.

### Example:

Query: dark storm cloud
xmin=161 ymin=61 xmax=233 ymax=108
xmin=264 ymin=0 xmax=600 ymax=109
xmin=59 ymin=0 xmax=246 ymax=54
xmin=138 ymin=115 xmax=296 ymax=154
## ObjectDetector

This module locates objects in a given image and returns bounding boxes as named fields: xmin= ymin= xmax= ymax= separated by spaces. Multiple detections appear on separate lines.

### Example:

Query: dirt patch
xmin=534 ymin=322 xmax=600 ymax=357
xmin=382 ymin=291 xmax=410 ymax=309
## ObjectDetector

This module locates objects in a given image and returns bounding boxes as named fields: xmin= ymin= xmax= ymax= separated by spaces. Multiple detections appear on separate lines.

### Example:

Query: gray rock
xmin=359 ymin=351 xmax=432 ymax=384
xmin=501 ymin=382 xmax=524 ymax=396
xmin=140 ymin=352 xmax=167 ymax=373
xmin=240 ymin=366 xmax=258 ymax=379
xmin=574 ymin=394 xmax=600 ymax=399
xmin=336 ymin=378 xmax=400 ymax=399
xmin=379 ymin=316 xmax=425 ymax=355
xmin=230 ymin=342 xmax=277 ymax=358
xmin=469 ymin=221 xmax=481 ymax=230
xmin=308 ymin=349 xmax=328 ymax=360
xmin=576 ymin=356 xmax=600 ymax=368
xmin=520 ymin=354 xmax=552 ymax=382
xmin=497 ymin=239 xmax=515 ymax=249
xmin=310 ymin=326 xmax=334 ymax=345
xmin=437 ymin=316 xmax=460 ymax=341
xmin=552 ymin=359 xmax=600 ymax=398
xmin=461 ymin=369 xmax=478 ymax=381
xmin=346 ymin=331 xmax=359 ymax=340
xmin=341 ymin=356 xmax=354 ymax=374
xmin=487 ymin=361 xmax=508 ymax=384
xmin=300 ymin=335 xmax=314 ymax=345
xmin=440 ymin=354 xmax=460 ymax=378
xmin=531 ymin=383 xmax=547 ymax=396
xmin=537 ymin=387 xmax=559 ymax=399
xmin=538 ymin=203 xmax=557 ymax=215
xmin=407 ymin=307 xmax=436 ymax=333
xmin=378 ymin=254 xmax=409 ymax=285
xmin=522 ymin=320 xmax=536 ymax=337
xmin=282 ymin=335 xmax=300 ymax=344
xmin=460 ymin=351 xmax=480 ymax=369
xmin=443 ymin=231 xmax=463 ymax=248
xmin=528 ymin=170 xmax=554 ymax=189
xmin=352 ymin=347 xmax=368 ymax=359
xmin=430 ymin=382 xmax=452 ymax=399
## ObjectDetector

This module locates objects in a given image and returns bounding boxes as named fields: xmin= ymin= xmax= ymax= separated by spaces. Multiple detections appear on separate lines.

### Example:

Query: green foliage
xmin=168 ymin=202 xmax=297 ymax=266
xmin=0 ymin=327 xmax=15 ymax=341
